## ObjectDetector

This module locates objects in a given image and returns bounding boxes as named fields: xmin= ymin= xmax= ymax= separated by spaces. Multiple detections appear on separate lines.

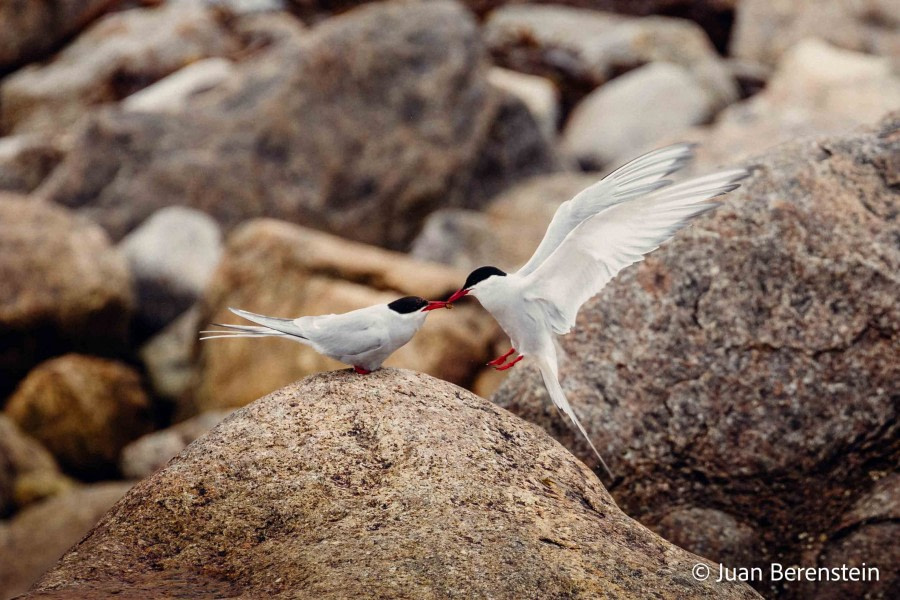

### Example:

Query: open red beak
xmin=446 ymin=288 xmax=469 ymax=304
xmin=423 ymin=300 xmax=451 ymax=311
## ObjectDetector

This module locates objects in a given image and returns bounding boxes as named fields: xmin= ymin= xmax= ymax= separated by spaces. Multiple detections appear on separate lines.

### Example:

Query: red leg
xmin=487 ymin=347 xmax=516 ymax=366
xmin=493 ymin=355 xmax=524 ymax=371
xmin=353 ymin=366 xmax=372 ymax=375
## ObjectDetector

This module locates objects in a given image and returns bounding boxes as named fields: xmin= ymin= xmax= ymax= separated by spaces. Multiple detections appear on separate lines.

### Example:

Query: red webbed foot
xmin=493 ymin=355 xmax=524 ymax=371
xmin=353 ymin=366 xmax=372 ymax=375
xmin=487 ymin=347 xmax=516 ymax=366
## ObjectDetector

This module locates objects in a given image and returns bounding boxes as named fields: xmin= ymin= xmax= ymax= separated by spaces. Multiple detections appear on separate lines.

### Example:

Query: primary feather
xmin=517 ymin=143 xmax=697 ymax=277
xmin=523 ymin=167 xmax=749 ymax=334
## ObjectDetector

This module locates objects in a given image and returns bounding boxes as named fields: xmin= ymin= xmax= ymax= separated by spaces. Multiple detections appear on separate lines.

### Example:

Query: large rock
xmin=193 ymin=219 xmax=500 ymax=414
xmin=0 ymin=0 xmax=118 ymax=74
xmin=0 ymin=196 xmax=133 ymax=396
xmin=37 ymin=1 xmax=557 ymax=247
xmin=492 ymin=114 xmax=900 ymax=598
xmin=289 ymin=1 xmax=739 ymax=53
xmin=0 ymin=415 xmax=70 ymax=518
xmin=0 ymin=134 xmax=64 ymax=194
xmin=731 ymin=0 xmax=900 ymax=66
xmin=22 ymin=370 xmax=760 ymax=599
xmin=676 ymin=39 xmax=900 ymax=172
xmin=0 ymin=482 xmax=132 ymax=600
xmin=483 ymin=5 xmax=736 ymax=115
xmin=5 ymin=355 xmax=154 ymax=480
xmin=0 ymin=3 xmax=239 ymax=134
xmin=118 ymin=206 xmax=223 ymax=333
xmin=562 ymin=62 xmax=715 ymax=168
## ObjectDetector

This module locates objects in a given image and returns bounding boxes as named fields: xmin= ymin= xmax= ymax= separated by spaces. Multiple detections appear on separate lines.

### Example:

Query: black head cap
xmin=387 ymin=296 xmax=429 ymax=314
xmin=463 ymin=266 xmax=506 ymax=290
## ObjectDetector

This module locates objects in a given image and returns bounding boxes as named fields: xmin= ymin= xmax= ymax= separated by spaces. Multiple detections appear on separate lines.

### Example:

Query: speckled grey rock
xmin=23 ymin=370 xmax=760 ymax=600
xmin=492 ymin=113 xmax=900 ymax=599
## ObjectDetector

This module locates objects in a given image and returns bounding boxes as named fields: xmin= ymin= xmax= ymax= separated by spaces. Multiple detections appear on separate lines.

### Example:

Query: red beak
xmin=423 ymin=300 xmax=451 ymax=311
xmin=446 ymin=288 xmax=469 ymax=304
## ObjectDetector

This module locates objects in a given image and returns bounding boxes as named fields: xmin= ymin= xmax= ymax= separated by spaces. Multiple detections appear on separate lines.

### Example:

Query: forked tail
xmin=536 ymin=355 xmax=614 ymax=481
xmin=199 ymin=323 xmax=288 ymax=341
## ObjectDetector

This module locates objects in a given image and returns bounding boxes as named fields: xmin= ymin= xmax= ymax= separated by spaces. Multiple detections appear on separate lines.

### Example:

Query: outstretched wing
xmin=523 ymin=168 xmax=749 ymax=334
xmin=516 ymin=144 xmax=696 ymax=277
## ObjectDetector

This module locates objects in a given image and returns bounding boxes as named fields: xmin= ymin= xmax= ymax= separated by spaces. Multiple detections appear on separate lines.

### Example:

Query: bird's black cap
xmin=387 ymin=296 xmax=429 ymax=314
xmin=463 ymin=266 xmax=506 ymax=290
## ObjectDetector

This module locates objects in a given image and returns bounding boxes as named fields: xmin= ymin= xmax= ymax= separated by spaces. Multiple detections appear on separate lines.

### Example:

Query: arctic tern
xmin=445 ymin=144 xmax=749 ymax=479
xmin=200 ymin=296 xmax=449 ymax=374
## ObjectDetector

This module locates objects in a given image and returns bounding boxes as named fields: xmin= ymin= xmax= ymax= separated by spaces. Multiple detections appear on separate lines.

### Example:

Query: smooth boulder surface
xmin=562 ymin=62 xmax=715 ymax=168
xmin=194 ymin=219 xmax=499 ymax=414
xmin=731 ymin=0 xmax=899 ymax=66
xmin=0 ymin=197 xmax=133 ymax=395
xmin=37 ymin=0 xmax=556 ymax=247
xmin=118 ymin=206 xmax=223 ymax=333
xmin=675 ymin=39 xmax=900 ymax=173
xmin=5 ymin=355 xmax=153 ymax=480
xmin=0 ymin=3 xmax=239 ymax=134
xmin=0 ymin=0 xmax=117 ymax=73
xmin=484 ymin=5 xmax=735 ymax=114
xmin=0 ymin=416 xmax=70 ymax=518
xmin=24 ymin=370 xmax=760 ymax=599
xmin=492 ymin=114 xmax=900 ymax=598
xmin=0 ymin=134 xmax=64 ymax=194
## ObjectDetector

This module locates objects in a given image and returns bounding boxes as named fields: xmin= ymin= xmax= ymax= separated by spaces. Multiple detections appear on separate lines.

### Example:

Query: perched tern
xmin=200 ymin=296 xmax=449 ymax=374
xmin=445 ymin=144 xmax=748 ymax=479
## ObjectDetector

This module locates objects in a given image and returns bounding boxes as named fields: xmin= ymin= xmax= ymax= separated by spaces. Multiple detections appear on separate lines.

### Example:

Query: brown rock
xmin=0 ymin=415 xmax=70 ymax=518
xmin=0 ymin=0 xmax=119 ymax=74
xmin=731 ymin=0 xmax=900 ymax=67
xmin=672 ymin=39 xmax=900 ymax=173
xmin=0 ymin=134 xmax=64 ymax=194
xmin=37 ymin=1 xmax=556 ymax=247
xmin=288 ymin=1 xmax=740 ymax=54
xmin=5 ymin=355 xmax=154 ymax=479
xmin=483 ymin=5 xmax=736 ymax=115
xmin=0 ymin=482 xmax=132 ymax=600
xmin=1 ymin=3 xmax=239 ymax=134
xmin=492 ymin=114 xmax=900 ymax=599
xmin=22 ymin=370 xmax=760 ymax=599
xmin=0 ymin=197 xmax=133 ymax=395
xmin=193 ymin=219 xmax=499 ymax=414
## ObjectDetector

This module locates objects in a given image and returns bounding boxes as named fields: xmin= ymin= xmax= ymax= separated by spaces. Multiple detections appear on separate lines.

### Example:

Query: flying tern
xmin=445 ymin=144 xmax=749 ymax=479
xmin=200 ymin=296 xmax=449 ymax=374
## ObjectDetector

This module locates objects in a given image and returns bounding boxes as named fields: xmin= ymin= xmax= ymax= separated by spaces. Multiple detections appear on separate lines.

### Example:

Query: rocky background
xmin=0 ymin=0 xmax=896 ymax=599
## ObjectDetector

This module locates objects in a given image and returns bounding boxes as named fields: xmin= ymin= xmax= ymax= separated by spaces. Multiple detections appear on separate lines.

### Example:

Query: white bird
xmin=200 ymin=296 xmax=449 ymax=374
xmin=445 ymin=144 xmax=748 ymax=480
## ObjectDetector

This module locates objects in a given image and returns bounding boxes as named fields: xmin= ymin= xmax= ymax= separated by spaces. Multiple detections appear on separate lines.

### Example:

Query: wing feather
xmin=516 ymin=143 xmax=696 ymax=276
xmin=523 ymin=168 xmax=749 ymax=334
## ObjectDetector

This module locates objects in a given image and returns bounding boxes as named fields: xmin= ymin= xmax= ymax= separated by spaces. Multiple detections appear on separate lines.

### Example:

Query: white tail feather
xmin=536 ymin=355 xmax=614 ymax=481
